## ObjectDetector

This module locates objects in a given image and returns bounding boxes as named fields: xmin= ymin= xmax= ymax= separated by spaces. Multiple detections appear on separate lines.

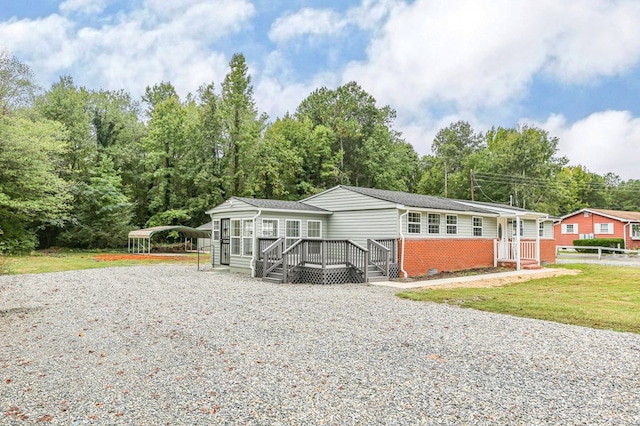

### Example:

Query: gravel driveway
xmin=1 ymin=266 xmax=639 ymax=425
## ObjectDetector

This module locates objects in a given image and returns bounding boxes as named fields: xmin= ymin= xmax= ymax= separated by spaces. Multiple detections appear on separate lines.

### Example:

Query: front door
xmin=220 ymin=218 xmax=230 ymax=265
xmin=497 ymin=217 xmax=511 ymax=260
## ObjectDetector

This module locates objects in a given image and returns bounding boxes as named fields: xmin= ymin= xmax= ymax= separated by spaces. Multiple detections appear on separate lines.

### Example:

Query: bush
xmin=573 ymin=238 xmax=625 ymax=253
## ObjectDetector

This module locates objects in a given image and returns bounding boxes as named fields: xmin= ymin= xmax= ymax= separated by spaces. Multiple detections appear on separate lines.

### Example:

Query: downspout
xmin=624 ymin=222 xmax=630 ymax=250
xmin=249 ymin=209 xmax=262 ymax=278
xmin=399 ymin=210 xmax=408 ymax=278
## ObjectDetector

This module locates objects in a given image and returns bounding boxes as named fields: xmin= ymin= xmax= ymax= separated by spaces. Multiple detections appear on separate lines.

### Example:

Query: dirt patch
xmin=93 ymin=254 xmax=193 ymax=262
xmin=415 ymin=268 xmax=581 ymax=290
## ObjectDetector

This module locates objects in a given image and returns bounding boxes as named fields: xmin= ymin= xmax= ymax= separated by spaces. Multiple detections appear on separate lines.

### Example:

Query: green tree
xmin=0 ymin=113 xmax=72 ymax=252
xmin=220 ymin=53 xmax=265 ymax=197
xmin=0 ymin=51 xmax=38 ymax=113
xmin=58 ymin=156 xmax=133 ymax=248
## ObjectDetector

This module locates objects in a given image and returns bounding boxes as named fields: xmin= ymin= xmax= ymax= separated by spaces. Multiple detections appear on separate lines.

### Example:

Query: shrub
xmin=573 ymin=238 xmax=625 ymax=253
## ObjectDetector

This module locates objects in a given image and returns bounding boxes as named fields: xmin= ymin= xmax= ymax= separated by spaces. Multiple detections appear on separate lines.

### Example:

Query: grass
xmin=397 ymin=264 xmax=640 ymax=334
xmin=1 ymin=250 xmax=200 ymax=275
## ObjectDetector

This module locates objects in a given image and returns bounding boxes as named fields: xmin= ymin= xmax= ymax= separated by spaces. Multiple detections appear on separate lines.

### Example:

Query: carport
xmin=128 ymin=226 xmax=212 ymax=269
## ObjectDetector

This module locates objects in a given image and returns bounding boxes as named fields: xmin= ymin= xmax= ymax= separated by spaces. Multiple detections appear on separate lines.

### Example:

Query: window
xmin=262 ymin=219 xmax=278 ymax=237
xmin=596 ymin=223 xmax=614 ymax=234
xmin=428 ymin=214 xmax=440 ymax=234
xmin=446 ymin=215 xmax=457 ymax=235
xmin=307 ymin=220 xmax=322 ymax=238
xmin=562 ymin=223 xmax=578 ymax=234
xmin=212 ymin=220 xmax=220 ymax=241
xmin=511 ymin=219 xmax=524 ymax=237
xmin=633 ymin=224 xmax=640 ymax=239
xmin=285 ymin=220 xmax=301 ymax=246
xmin=242 ymin=219 xmax=253 ymax=256
xmin=473 ymin=217 xmax=483 ymax=237
xmin=539 ymin=221 xmax=545 ymax=237
xmin=230 ymin=219 xmax=241 ymax=255
xmin=408 ymin=212 xmax=421 ymax=234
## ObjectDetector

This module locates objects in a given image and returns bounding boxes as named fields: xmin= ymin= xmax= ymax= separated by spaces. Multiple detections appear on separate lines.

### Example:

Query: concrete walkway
xmin=370 ymin=267 xmax=561 ymax=289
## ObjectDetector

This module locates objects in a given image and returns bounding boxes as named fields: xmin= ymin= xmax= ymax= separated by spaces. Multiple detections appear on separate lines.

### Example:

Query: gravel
xmin=1 ymin=265 xmax=639 ymax=425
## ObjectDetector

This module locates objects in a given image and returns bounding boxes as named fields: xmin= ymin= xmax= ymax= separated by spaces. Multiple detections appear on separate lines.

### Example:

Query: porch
xmin=494 ymin=239 xmax=542 ymax=270
xmin=257 ymin=238 xmax=399 ymax=284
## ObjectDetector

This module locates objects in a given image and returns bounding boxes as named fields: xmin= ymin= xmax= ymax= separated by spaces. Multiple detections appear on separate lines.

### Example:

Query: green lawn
xmin=397 ymin=264 xmax=640 ymax=334
xmin=1 ymin=250 xmax=200 ymax=275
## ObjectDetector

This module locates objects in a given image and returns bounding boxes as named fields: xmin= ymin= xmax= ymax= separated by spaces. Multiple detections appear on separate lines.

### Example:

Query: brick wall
xmin=554 ymin=212 xmax=636 ymax=248
xmin=399 ymin=238 xmax=556 ymax=277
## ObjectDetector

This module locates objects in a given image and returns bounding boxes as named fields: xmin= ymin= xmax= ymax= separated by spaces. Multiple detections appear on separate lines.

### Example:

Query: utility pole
xmin=470 ymin=169 xmax=475 ymax=201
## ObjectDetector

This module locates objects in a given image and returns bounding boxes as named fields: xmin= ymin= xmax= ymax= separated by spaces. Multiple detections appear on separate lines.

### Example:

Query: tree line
xmin=1 ymin=51 xmax=638 ymax=253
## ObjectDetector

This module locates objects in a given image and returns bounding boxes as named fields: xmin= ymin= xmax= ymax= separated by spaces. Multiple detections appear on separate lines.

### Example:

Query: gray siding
xmin=304 ymin=187 xmax=397 ymax=211
xmin=325 ymin=209 xmax=399 ymax=246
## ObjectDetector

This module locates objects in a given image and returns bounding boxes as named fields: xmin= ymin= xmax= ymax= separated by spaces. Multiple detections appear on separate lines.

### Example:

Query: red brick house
xmin=554 ymin=208 xmax=640 ymax=249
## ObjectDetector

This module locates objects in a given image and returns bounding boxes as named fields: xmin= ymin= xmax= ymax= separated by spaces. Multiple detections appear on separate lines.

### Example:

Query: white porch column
xmin=535 ymin=217 xmax=541 ymax=265
xmin=516 ymin=216 xmax=521 ymax=271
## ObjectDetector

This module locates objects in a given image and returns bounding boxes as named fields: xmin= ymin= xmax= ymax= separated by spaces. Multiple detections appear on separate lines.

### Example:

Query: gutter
xmin=399 ymin=210 xmax=408 ymax=278
xmin=249 ymin=209 xmax=262 ymax=278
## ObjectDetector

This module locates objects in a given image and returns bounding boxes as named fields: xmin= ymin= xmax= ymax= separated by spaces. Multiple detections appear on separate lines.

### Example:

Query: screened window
xmin=446 ymin=215 xmax=457 ymax=235
xmin=408 ymin=212 xmax=421 ymax=234
xmin=428 ymin=214 xmax=440 ymax=234
xmin=262 ymin=219 xmax=279 ymax=237
xmin=307 ymin=220 xmax=322 ymax=238
xmin=472 ymin=217 xmax=483 ymax=237
xmin=212 ymin=220 xmax=220 ymax=241
xmin=230 ymin=219 xmax=241 ymax=255
xmin=286 ymin=220 xmax=301 ymax=246
xmin=539 ymin=221 xmax=545 ymax=237
xmin=242 ymin=219 xmax=253 ymax=256
xmin=633 ymin=224 xmax=640 ymax=239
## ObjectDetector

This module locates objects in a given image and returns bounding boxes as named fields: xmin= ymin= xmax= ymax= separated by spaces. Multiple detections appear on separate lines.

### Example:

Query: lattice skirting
xmin=289 ymin=266 xmax=365 ymax=285
xmin=255 ymin=262 xmax=263 ymax=277
xmin=389 ymin=263 xmax=399 ymax=279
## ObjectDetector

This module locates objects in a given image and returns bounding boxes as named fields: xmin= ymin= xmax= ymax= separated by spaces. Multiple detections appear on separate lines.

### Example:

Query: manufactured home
xmin=205 ymin=185 xmax=556 ymax=284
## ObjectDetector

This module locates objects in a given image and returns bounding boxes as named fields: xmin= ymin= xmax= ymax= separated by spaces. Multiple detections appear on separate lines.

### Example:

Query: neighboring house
xmin=205 ymin=185 xmax=556 ymax=284
xmin=554 ymin=208 xmax=640 ymax=249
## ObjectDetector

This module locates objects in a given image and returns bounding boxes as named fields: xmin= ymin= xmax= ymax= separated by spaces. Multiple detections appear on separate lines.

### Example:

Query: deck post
xmin=493 ymin=239 xmax=497 ymax=267
xmin=321 ymin=241 xmax=326 ymax=269
xmin=364 ymin=250 xmax=369 ymax=283
xmin=283 ymin=251 xmax=288 ymax=283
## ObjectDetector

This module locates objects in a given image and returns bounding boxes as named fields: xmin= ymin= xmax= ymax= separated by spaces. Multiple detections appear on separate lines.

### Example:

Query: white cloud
xmin=343 ymin=0 xmax=640 ymax=114
xmin=269 ymin=8 xmax=347 ymax=43
xmin=60 ymin=0 xmax=108 ymax=15
xmin=535 ymin=111 xmax=640 ymax=180
xmin=0 ymin=0 xmax=254 ymax=97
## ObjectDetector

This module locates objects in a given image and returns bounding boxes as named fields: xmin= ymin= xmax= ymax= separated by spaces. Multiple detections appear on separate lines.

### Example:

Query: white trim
xmin=230 ymin=219 xmax=241 ymax=256
xmin=242 ymin=219 xmax=254 ymax=257
xmin=445 ymin=214 xmax=458 ymax=235
xmin=307 ymin=220 xmax=322 ymax=238
xmin=561 ymin=223 xmax=578 ymax=234
xmin=261 ymin=219 xmax=279 ymax=238
xmin=407 ymin=211 xmax=422 ymax=234
xmin=285 ymin=219 xmax=301 ymax=245
xmin=427 ymin=213 xmax=441 ymax=234
xmin=595 ymin=222 xmax=614 ymax=235
xmin=212 ymin=220 xmax=220 ymax=241
xmin=472 ymin=216 xmax=483 ymax=237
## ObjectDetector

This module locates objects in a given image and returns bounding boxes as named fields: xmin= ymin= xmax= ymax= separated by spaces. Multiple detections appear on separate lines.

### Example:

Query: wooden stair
xmin=263 ymin=266 xmax=284 ymax=284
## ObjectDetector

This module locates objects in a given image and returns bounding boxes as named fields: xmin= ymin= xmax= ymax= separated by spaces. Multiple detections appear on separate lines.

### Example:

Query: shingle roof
xmin=589 ymin=209 xmax=640 ymax=221
xmin=234 ymin=197 xmax=329 ymax=212
xmin=340 ymin=186 xmax=498 ymax=214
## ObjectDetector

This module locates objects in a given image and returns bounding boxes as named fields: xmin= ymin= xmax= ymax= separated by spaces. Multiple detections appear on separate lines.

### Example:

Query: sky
xmin=1 ymin=0 xmax=640 ymax=179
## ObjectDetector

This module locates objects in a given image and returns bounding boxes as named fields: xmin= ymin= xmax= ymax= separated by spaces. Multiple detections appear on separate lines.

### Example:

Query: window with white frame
xmin=511 ymin=219 xmax=524 ymax=237
xmin=242 ymin=219 xmax=253 ymax=256
xmin=307 ymin=220 xmax=322 ymax=238
xmin=561 ymin=223 xmax=578 ymax=234
xmin=230 ymin=219 xmax=241 ymax=255
xmin=446 ymin=215 xmax=457 ymax=235
xmin=473 ymin=217 xmax=483 ymax=237
xmin=262 ymin=219 xmax=279 ymax=238
xmin=285 ymin=220 xmax=301 ymax=246
xmin=596 ymin=222 xmax=614 ymax=234
xmin=428 ymin=214 xmax=440 ymax=234
xmin=632 ymin=224 xmax=640 ymax=239
xmin=408 ymin=212 xmax=421 ymax=234
xmin=212 ymin=220 xmax=220 ymax=241
xmin=539 ymin=221 xmax=545 ymax=237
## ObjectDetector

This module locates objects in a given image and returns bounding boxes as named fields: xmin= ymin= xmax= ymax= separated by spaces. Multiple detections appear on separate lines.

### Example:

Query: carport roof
xmin=128 ymin=226 xmax=210 ymax=239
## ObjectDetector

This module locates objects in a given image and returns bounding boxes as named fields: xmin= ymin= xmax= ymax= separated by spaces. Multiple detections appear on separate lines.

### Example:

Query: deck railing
xmin=373 ymin=238 xmax=397 ymax=262
xmin=494 ymin=240 xmax=537 ymax=264
xmin=262 ymin=238 xmax=284 ymax=276
xmin=259 ymin=238 xmax=374 ymax=283
xmin=368 ymin=239 xmax=390 ymax=277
